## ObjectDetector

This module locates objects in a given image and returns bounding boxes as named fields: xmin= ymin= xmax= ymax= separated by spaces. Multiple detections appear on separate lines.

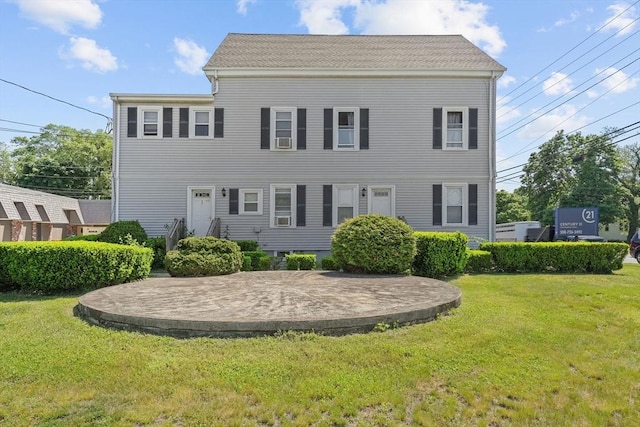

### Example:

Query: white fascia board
xmin=109 ymin=94 xmax=214 ymax=104
xmin=204 ymin=68 xmax=505 ymax=79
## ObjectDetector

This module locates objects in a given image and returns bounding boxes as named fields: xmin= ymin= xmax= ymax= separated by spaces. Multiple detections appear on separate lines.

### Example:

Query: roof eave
xmin=203 ymin=68 xmax=505 ymax=78
xmin=109 ymin=94 xmax=214 ymax=103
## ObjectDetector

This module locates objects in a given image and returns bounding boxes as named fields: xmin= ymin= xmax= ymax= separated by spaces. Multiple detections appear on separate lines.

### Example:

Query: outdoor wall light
xmin=361 ymin=187 xmax=367 ymax=197
xmin=221 ymin=188 xmax=227 ymax=197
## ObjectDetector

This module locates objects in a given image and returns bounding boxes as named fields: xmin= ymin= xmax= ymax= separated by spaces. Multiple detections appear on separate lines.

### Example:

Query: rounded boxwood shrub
xmin=165 ymin=237 xmax=242 ymax=277
xmin=412 ymin=232 xmax=468 ymax=278
xmin=99 ymin=220 xmax=148 ymax=244
xmin=0 ymin=241 xmax=152 ymax=293
xmin=331 ymin=214 xmax=416 ymax=274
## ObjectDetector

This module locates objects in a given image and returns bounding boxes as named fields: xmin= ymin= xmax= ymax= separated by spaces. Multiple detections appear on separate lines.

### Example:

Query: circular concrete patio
xmin=74 ymin=271 xmax=461 ymax=338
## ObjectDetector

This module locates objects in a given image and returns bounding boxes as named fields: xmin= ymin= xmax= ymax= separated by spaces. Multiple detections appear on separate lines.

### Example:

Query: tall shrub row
xmin=412 ymin=232 xmax=468 ymax=278
xmin=0 ymin=241 xmax=152 ymax=293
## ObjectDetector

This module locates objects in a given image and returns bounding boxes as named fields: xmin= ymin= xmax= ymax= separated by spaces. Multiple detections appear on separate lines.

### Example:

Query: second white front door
xmin=369 ymin=186 xmax=394 ymax=217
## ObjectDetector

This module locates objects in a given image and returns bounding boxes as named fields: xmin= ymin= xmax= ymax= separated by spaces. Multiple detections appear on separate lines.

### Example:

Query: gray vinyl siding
xmin=115 ymin=76 xmax=494 ymax=249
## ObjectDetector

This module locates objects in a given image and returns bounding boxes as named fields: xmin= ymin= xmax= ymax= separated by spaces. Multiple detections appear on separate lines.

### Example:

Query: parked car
xmin=630 ymin=231 xmax=640 ymax=263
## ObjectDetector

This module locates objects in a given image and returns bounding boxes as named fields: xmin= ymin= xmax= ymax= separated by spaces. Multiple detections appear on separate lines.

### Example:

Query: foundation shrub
xmin=331 ymin=214 xmax=416 ymax=274
xmin=465 ymin=249 xmax=493 ymax=273
xmin=165 ymin=237 xmax=242 ymax=277
xmin=412 ymin=232 xmax=468 ymax=278
xmin=64 ymin=234 xmax=101 ymax=241
xmin=0 ymin=241 xmax=152 ymax=293
xmin=285 ymin=254 xmax=317 ymax=270
xmin=144 ymin=237 xmax=167 ymax=270
xmin=242 ymin=255 xmax=252 ymax=272
xmin=258 ymin=256 xmax=272 ymax=271
xmin=234 ymin=240 xmax=260 ymax=252
xmin=479 ymin=242 xmax=627 ymax=273
xmin=0 ymin=244 xmax=16 ymax=291
xmin=99 ymin=221 xmax=147 ymax=245
xmin=243 ymin=250 xmax=268 ymax=271
xmin=320 ymin=256 xmax=338 ymax=271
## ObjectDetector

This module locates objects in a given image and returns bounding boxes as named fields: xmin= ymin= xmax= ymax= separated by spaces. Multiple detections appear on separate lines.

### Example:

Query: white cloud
xmin=595 ymin=67 xmax=640 ymax=93
xmin=86 ymin=95 xmax=111 ymax=109
xmin=295 ymin=0 xmax=506 ymax=56
xmin=496 ymin=95 xmax=522 ymax=126
xmin=537 ymin=10 xmax=580 ymax=32
xmin=13 ymin=0 xmax=102 ymax=34
xmin=236 ymin=0 xmax=256 ymax=15
xmin=600 ymin=2 xmax=638 ymax=36
xmin=517 ymin=105 xmax=591 ymax=140
xmin=62 ymin=37 xmax=118 ymax=73
xmin=497 ymin=75 xmax=516 ymax=89
xmin=586 ymin=89 xmax=599 ymax=99
xmin=296 ymin=0 xmax=359 ymax=34
xmin=542 ymin=72 xmax=573 ymax=96
xmin=173 ymin=38 xmax=210 ymax=75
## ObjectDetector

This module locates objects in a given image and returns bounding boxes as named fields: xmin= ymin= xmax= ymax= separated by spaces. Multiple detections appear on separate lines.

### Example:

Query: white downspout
xmin=212 ymin=70 xmax=219 ymax=95
xmin=112 ymin=96 xmax=120 ymax=222
xmin=489 ymin=72 xmax=497 ymax=241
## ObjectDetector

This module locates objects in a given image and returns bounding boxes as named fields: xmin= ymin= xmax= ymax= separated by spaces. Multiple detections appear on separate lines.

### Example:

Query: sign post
xmin=554 ymin=207 xmax=599 ymax=239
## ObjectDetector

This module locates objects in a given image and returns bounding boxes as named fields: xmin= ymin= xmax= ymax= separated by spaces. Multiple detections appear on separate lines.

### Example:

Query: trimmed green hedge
xmin=144 ymin=237 xmax=166 ymax=270
xmin=242 ymin=255 xmax=252 ymax=272
xmin=465 ymin=249 xmax=493 ymax=273
xmin=243 ymin=250 xmax=268 ymax=271
xmin=412 ymin=232 xmax=468 ymax=278
xmin=332 ymin=214 xmax=416 ymax=274
xmin=64 ymin=234 xmax=101 ymax=242
xmin=320 ymin=256 xmax=338 ymax=271
xmin=165 ymin=237 xmax=242 ymax=277
xmin=99 ymin=220 xmax=147 ymax=244
xmin=0 ymin=241 xmax=152 ymax=293
xmin=234 ymin=240 xmax=260 ymax=252
xmin=0 ymin=244 xmax=14 ymax=291
xmin=258 ymin=256 xmax=272 ymax=271
xmin=285 ymin=254 xmax=317 ymax=270
xmin=479 ymin=242 xmax=628 ymax=273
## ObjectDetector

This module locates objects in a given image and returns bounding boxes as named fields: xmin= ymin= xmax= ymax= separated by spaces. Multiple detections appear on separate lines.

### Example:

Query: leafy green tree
xmin=496 ymin=189 xmax=531 ymax=223
xmin=521 ymin=130 xmax=626 ymax=226
xmin=0 ymin=142 xmax=11 ymax=183
xmin=618 ymin=142 xmax=640 ymax=241
xmin=8 ymin=124 xmax=111 ymax=199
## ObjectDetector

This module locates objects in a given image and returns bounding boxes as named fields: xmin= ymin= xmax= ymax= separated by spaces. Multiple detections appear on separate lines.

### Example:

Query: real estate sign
xmin=554 ymin=207 xmax=599 ymax=238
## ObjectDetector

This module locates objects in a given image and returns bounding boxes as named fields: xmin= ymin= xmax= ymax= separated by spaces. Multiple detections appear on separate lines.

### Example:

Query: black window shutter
xmin=433 ymin=108 xmax=442 ymax=149
xmin=229 ymin=188 xmax=239 ymax=215
xmin=179 ymin=108 xmax=189 ymax=138
xmin=214 ymin=108 xmax=224 ymax=138
xmin=433 ymin=184 xmax=442 ymax=226
xmin=323 ymin=108 xmax=333 ymax=150
xmin=163 ymin=107 xmax=172 ymax=138
xmin=260 ymin=108 xmax=270 ymax=149
xmin=296 ymin=185 xmax=306 ymax=226
xmin=469 ymin=108 xmax=478 ymax=149
xmin=323 ymin=185 xmax=333 ymax=226
xmin=297 ymin=108 xmax=306 ymax=150
xmin=127 ymin=107 xmax=137 ymax=137
xmin=468 ymin=184 xmax=478 ymax=225
xmin=360 ymin=108 xmax=369 ymax=150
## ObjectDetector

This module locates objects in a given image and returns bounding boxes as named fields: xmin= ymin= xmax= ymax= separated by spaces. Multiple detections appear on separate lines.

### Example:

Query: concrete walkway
xmin=74 ymin=271 xmax=461 ymax=338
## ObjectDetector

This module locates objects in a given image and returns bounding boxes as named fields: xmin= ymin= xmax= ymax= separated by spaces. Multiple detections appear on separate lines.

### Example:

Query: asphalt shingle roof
xmin=205 ymin=34 xmax=505 ymax=72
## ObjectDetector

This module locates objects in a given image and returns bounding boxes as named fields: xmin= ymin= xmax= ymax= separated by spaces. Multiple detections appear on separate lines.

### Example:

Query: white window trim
xmin=367 ymin=185 xmax=396 ymax=217
xmin=138 ymin=106 xmax=163 ymax=138
xmin=190 ymin=107 xmax=214 ymax=138
xmin=442 ymin=182 xmax=468 ymax=227
xmin=333 ymin=107 xmax=360 ymax=151
xmin=333 ymin=184 xmax=359 ymax=227
xmin=239 ymin=189 xmax=263 ymax=215
xmin=270 ymin=107 xmax=297 ymax=151
xmin=442 ymin=107 xmax=469 ymax=150
xmin=269 ymin=184 xmax=296 ymax=228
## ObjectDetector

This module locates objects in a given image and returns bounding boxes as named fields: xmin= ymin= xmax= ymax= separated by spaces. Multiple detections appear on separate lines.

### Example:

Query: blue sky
xmin=0 ymin=0 xmax=638 ymax=191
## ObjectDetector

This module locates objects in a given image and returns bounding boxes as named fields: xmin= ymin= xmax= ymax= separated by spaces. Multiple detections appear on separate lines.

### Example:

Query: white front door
xmin=369 ymin=186 xmax=394 ymax=217
xmin=189 ymin=188 xmax=214 ymax=236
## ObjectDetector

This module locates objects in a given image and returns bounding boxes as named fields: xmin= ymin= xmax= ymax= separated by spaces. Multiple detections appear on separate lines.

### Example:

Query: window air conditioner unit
xmin=275 ymin=137 xmax=292 ymax=149
xmin=275 ymin=216 xmax=291 ymax=226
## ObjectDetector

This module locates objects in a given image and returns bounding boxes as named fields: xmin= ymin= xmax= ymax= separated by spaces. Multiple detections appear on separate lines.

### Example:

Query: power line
xmin=0 ymin=78 xmax=112 ymax=125
xmin=0 ymin=119 xmax=45 ymax=128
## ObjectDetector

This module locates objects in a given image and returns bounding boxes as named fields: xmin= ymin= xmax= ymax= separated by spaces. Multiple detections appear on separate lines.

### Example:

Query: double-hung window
xmin=139 ymin=107 xmax=162 ymax=138
xmin=270 ymin=107 xmax=296 ymax=150
xmin=444 ymin=184 xmax=467 ymax=226
xmin=443 ymin=107 xmax=468 ymax=149
xmin=239 ymin=189 xmax=263 ymax=215
xmin=190 ymin=108 xmax=214 ymax=138
xmin=333 ymin=184 xmax=358 ymax=226
xmin=334 ymin=108 xmax=359 ymax=150
xmin=270 ymin=184 xmax=296 ymax=227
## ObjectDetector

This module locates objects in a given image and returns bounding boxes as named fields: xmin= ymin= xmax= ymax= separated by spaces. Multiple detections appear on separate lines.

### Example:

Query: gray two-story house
xmin=110 ymin=33 xmax=505 ymax=255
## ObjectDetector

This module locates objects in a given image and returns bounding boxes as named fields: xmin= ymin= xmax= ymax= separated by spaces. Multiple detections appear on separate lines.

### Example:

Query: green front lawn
xmin=1 ymin=265 xmax=639 ymax=426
